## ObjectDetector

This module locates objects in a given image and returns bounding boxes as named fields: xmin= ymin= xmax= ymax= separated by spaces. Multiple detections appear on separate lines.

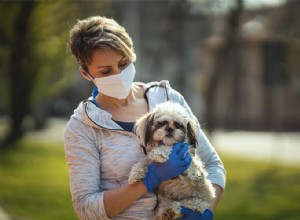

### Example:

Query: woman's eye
xmin=119 ymin=62 xmax=128 ymax=69
xmin=101 ymin=69 xmax=110 ymax=75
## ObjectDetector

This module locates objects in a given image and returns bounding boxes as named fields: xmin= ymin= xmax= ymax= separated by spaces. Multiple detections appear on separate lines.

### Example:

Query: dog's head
xmin=134 ymin=102 xmax=198 ymax=153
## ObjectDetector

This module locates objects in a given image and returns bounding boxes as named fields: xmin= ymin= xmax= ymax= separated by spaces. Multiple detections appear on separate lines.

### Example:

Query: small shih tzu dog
xmin=128 ymin=101 xmax=216 ymax=220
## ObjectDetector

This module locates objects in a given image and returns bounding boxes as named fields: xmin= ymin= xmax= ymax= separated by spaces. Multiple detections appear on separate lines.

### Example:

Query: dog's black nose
xmin=165 ymin=127 xmax=174 ymax=133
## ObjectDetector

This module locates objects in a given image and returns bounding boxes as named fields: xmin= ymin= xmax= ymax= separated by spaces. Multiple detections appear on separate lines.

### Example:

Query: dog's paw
xmin=149 ymin=146 xmax=171 ymax=163
xmin=155 ymin=202 xmax=181 ymax=220
xmin=160 ymin=206 xmax=181 ymax=220
xmin=128 ymin=162 xmax=147 ymax=184
xmin=164 ymin=207 xmax=181 ymax=220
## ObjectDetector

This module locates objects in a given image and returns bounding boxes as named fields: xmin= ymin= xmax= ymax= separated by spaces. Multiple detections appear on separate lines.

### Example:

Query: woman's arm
xmin=103 ymin=182 xmax=147 ymax=218
xmin=211 ymin=184 xmax=223 ymax=211
xmin=64 ymin=119 xmax=147 ymax=220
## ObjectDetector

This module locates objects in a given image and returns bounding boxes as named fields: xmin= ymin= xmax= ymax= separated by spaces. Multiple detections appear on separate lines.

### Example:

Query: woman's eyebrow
xmin=118 ymin=56 xmax=127 ymax=63
xmin=96 ymin=65 xmax=109 ymax=69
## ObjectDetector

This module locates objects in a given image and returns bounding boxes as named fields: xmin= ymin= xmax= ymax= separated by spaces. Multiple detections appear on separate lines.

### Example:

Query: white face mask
xmin=93 ymin=63 xmax=136 ymax=100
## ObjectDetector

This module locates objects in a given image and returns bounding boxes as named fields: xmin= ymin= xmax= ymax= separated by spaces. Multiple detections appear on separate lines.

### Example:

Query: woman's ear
xmin=79 ymin=66 xmax=93 ymax=81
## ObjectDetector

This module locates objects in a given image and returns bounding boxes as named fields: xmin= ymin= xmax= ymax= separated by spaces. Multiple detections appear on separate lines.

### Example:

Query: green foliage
xmin=0 ymin=0 xmax=107 ymax=141
xmin=0 ymin=1 xmax=78 ymax=107
xmin=0 ymin=2 xmax=19 ymax=42
xmin=0 ymin=3 xmax=19 ymax=108
xmin=0 ymin=1 xmax=108 ymax=107
xmin=28 ymin=1 xmax=79 ymax=103
xmin=0 ymin=138 xmax=300 ymax=220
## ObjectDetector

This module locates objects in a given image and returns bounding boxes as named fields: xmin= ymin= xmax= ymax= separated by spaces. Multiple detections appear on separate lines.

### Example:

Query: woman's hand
xmin=142 ymin=142 xmax=191 ymax=193
xmin=181 ymin=207 xmax=213 ymax=220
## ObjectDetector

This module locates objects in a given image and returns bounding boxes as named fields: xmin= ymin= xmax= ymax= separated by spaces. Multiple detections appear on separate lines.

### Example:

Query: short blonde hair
xmin=68 ymin=16 xmax=136 ymax=70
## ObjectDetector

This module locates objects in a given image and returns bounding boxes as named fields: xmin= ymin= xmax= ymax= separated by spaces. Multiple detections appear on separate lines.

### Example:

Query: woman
xmin=64 ymin=16 xmax=226 ymax=220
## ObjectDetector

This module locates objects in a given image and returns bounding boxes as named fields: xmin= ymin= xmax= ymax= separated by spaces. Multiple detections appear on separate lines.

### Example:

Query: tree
xmin=4 ymin=1 xmax=38 ymax=144
xmin=0 ymin=1 xmax=105 ymax=148
xmin=205 ymin=0 xmax=244 ymax=133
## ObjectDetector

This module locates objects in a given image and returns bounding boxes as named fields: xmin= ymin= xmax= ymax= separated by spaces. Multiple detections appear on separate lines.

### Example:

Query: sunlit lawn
xmin=0 ymin=138 xmax=77 ymax=220
xmin=0 ymin=137 xmax=300 ymax=220
xmin=216 ymin=156 xmax=300 ymax=220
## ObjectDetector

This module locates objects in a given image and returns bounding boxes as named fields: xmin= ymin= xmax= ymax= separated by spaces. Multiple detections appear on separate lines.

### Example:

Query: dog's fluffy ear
xmin=134 ymin=113 xmax=155 ymax=147
xmin=187 ymin=119 xmax=198 ymax=147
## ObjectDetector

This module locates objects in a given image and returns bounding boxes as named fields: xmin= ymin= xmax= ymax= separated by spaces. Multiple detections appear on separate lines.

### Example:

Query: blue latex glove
xmin=143 ymin=142 xmax=191 ymax=193
xmin=181 ymin=207 xmax=213 ymax=220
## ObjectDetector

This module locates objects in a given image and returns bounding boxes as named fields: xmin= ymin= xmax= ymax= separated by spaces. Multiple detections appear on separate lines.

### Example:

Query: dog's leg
xmin=191 ymin=172 xmax=216 ymax=202
xmin=128 ymin=160 xmax=148 ymax=184
xmin=187 ymin=157 xmax=216 ymax=202
xmin=148 ymin=145 xmax=172 ymax=163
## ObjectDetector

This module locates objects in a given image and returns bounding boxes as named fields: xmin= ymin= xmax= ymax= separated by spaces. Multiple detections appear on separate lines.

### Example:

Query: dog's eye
xmin=157 ymin=121 xmax=168 ymax=127
xmin=174 ymin=122 xmax=184 ymax=129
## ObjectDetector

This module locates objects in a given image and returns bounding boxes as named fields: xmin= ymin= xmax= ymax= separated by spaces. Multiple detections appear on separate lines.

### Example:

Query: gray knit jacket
xmin=64 ymin=81 xmax=226 ymax=220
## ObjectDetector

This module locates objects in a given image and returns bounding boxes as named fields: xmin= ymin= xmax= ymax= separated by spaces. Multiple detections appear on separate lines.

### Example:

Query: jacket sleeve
xmin=167 ymin=84 xmax=226 ymax=190
xmin=64 ymin=118 xmax=111 ymax=220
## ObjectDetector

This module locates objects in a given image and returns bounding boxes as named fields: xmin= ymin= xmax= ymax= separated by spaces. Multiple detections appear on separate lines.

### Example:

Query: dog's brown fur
xmin=128 ymin=101 xmax=215 ymax=220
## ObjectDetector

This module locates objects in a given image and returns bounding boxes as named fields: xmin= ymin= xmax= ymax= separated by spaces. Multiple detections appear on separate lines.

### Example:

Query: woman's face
xmin=81 ymin=47 xmax=130 ymax=80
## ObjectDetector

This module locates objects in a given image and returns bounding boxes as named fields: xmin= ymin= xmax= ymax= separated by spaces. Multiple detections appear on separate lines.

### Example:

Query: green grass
xmin=215 ymin=156 xmax=300 ymax=220
xmin=0 ymin=138 xmax=77 ymax=220
xmin=0 ymin=138 xmax=300 ymax=220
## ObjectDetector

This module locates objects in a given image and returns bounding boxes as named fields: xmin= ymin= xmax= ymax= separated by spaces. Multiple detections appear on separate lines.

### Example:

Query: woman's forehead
xmin=90 ymin=48 xmax=125 ymax=66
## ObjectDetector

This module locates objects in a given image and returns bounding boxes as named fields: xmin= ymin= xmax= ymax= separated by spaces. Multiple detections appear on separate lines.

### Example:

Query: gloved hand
xmin=143 ymin=142 xmax=191 ymax=193
xmin=181 ymin=207 xmax=213 ymax=220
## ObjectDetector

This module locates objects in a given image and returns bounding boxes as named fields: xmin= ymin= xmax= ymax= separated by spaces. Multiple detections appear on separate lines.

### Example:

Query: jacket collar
xmin=79 ymin=81 xmax=170 ymax=131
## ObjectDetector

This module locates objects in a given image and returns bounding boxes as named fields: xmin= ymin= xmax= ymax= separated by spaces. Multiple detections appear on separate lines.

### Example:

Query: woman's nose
xmin=111 ymin=66 xmax=123 ymax=75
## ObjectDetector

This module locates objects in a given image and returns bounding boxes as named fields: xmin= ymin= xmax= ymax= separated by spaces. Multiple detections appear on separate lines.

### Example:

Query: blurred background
xmin=0 ymin=0 xmax=299 ymax=220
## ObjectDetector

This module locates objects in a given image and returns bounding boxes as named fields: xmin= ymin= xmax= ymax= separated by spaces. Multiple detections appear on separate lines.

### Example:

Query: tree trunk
xmin=205 ymin=0 xmax=243 ymax=133
xmin=4 ymin=1 xmax=36 ymax=146
xmin=228 ymin=0 xmax=243 ymax=129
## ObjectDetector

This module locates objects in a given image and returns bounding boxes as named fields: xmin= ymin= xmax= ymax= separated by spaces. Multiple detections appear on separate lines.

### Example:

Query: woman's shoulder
xmin=133 ymin=80 xmax=168 ymax=98
xmin=134 ymin=80 xmax=170 ymax=95
xmin=135 ymin=80 xmax=184 ymax=105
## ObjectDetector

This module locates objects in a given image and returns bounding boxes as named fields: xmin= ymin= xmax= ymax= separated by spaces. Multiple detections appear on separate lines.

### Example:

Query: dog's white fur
xmin=128 ymin=101 xmax=216 ymax=220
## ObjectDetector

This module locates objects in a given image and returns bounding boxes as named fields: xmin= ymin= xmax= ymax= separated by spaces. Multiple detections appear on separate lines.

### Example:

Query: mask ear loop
xmin=83 ymin=67 xmax=100 ymax=108
xmin=91 ymin=86 xmax=100 ymax=108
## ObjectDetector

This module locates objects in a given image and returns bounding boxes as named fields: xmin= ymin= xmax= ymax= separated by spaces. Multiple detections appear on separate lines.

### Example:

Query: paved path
xmin=211 ymin=130 xmax=300 ymax=166
xmin=0 ymin=207 xmax=10 ymax=220
xmin=26 ymin=118 xmax=66 ymax=143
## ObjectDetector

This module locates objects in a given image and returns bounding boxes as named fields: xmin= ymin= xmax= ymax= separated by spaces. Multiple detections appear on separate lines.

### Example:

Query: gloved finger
xmin=178 ymin=154 xmax=191 ymax=167
xmin=180 ymin=206 xmax=193 ymax=215
xmin=180 ymin=148 xmax=190 ymax=160
xmin=179 ymin=151 xmax=191 ymax=161
xmin=177 ymin=143 xmax=189 ymax=157
xmin=203 ymin=209 xmax=214 ymax=218
xmin=173 ymin=142 xmax=184 ymax=154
